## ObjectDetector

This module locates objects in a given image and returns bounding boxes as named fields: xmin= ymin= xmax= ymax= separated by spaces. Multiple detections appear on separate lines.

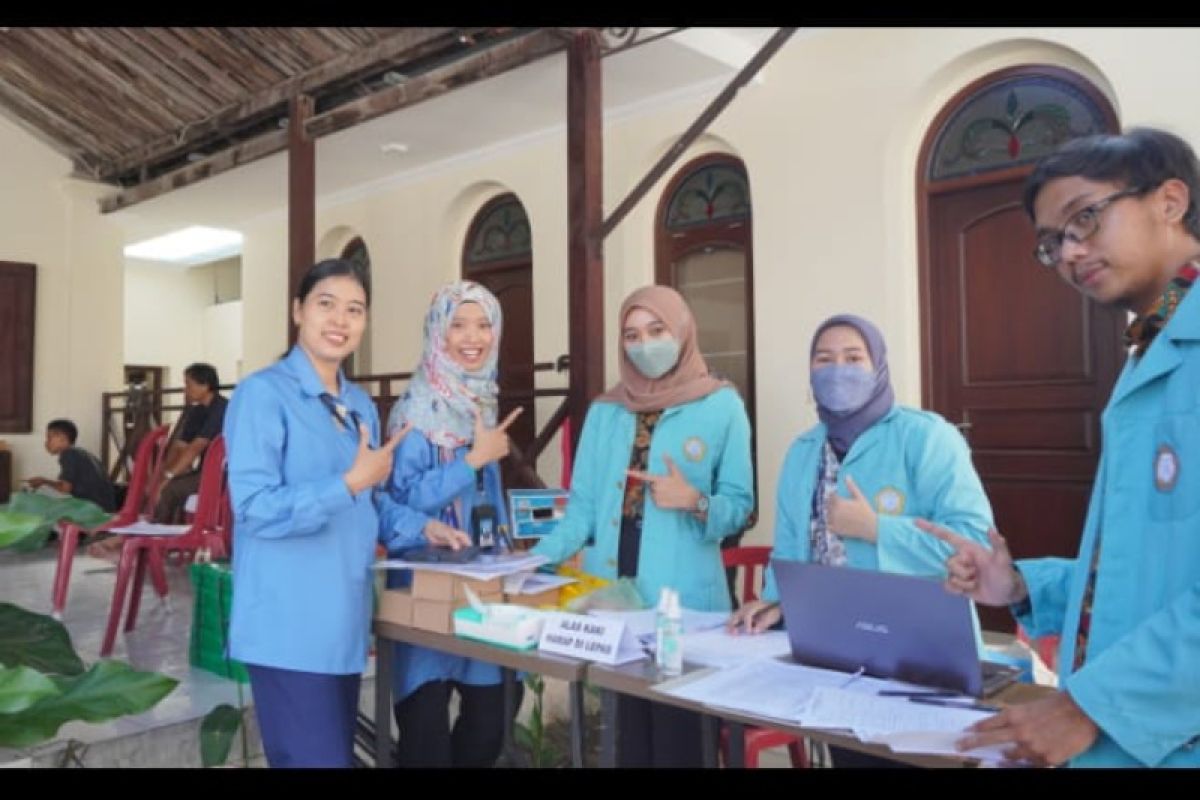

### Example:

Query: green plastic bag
xmin=188 ymin=562 xmax=249 ymax=684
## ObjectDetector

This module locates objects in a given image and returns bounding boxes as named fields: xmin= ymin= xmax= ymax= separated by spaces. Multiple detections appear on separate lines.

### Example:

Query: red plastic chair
xmin=100 ymin=435 xmax=230 ymax=657
xmin=51 ymin=424 xmax=170 ymax=619
xmin=719 ymin=546 xmax=810 ymax=769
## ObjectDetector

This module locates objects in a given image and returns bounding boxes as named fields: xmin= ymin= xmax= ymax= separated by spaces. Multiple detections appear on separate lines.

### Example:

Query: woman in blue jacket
xmin=225 ymin=258 xmax=419 ymax=767
xmin=727 ymin=313 xmax=993 ymax=766
xmin=380 ymin=280 xmax=524 ymax=767
xmin=532 ymin=284 xmax=755 ymax=767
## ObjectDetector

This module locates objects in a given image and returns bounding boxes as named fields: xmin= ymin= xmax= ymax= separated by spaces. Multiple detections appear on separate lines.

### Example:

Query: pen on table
xmin=877 ymin=689 xmax=959 ymax=698
xmin=839 ymin=666 xmax=866 ymax=689
xmin=907 ymin=696 xmax=1000 ymax=713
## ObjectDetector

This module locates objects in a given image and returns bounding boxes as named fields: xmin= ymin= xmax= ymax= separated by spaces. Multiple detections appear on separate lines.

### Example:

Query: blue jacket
xmin=761 ymin=406 xmax=994 ymax=604
xmin=533 ymin=387 xmax=754 ymax=612
xmin=225 ymin=346 xmax=424 ymax=674
xmin=1016 ymin=286 xmax=1200 ymax=767
xmin=379 ymin=433 xmax=509 ymax=699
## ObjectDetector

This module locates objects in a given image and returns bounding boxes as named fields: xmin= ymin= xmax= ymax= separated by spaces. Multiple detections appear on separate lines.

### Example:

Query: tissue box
xmin=452 ymin=604 xmax=546 ymax=650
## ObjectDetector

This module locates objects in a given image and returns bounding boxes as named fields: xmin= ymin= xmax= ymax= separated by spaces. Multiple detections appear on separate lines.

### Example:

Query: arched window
xmin=655 ymin=153 xmax=755 ymax=422
xmin=927 ymin=71 xmax=1112 ymax=181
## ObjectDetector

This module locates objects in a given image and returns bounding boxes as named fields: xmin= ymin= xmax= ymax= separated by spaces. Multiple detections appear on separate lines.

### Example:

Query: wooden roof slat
xmin=138 ymin=27 xmax=251 ymax=103
xmin=98 ymin=27 xmax=462 ymax=180
xmin=0 ymin=34 xmax=143 ymax=162
xmin=106 ymin=27 xmax=231 ymax=114
xmin=51 ymin=28 xmax=199 ymax=132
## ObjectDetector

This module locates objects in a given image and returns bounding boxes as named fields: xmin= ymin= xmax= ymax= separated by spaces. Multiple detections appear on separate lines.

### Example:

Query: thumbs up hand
xmin=627 ymin=453 xmax=701 ymax=512
xmin=465 ymin=406 xmax=523 ymax=470
xmin=344 ymin=422 xmax=411 ymax=496
xmin=826 ymin=474 xmax=878 ymax=542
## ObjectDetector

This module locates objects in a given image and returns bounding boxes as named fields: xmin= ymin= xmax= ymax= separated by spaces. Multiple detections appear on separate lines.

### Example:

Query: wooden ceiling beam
xmin=97 ymin=26 xmax=464 ymax=181
xmin=99 ymin=127 xmax=289 ymax=213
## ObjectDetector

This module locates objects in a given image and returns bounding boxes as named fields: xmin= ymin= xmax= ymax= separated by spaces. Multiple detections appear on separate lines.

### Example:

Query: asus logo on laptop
xmin=854 ymin=621 xmax=890 ymax=635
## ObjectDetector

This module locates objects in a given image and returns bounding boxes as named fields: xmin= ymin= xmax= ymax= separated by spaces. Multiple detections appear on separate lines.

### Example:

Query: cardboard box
xmin=377 ymin=589 xmax=414 ymax=625
xmin=504 ymin=587 xmax=561 ymax=609
xmin=411 ymin=593 xmax=502 ymax=634
xmin=410 ymin=571 xmax=503 ymax=603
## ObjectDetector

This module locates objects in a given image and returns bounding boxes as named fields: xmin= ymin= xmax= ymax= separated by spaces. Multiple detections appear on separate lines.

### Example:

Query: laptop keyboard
xmin=980 ymin=661 xmax=1022 ymax=696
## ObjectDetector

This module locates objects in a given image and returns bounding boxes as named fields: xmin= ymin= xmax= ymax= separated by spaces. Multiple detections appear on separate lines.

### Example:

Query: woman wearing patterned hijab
xmin=379 ymin=280 xmax=522 ymax=768
xmin=532 ymin=284 xmax=754 ymax=767
xmin=727 ymin=313 xmax=995 ymax=766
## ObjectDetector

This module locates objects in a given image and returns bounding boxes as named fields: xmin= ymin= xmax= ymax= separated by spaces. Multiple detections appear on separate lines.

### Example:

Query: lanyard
xmin=318 ymin=392 xmax=363 ymax=441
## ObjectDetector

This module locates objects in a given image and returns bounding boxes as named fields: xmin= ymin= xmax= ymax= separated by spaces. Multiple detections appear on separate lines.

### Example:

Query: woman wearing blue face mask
xmin=726 ymin=313 xmax=994 ymax=765
xmin=532 ymin=284 xmax=754 ymax=767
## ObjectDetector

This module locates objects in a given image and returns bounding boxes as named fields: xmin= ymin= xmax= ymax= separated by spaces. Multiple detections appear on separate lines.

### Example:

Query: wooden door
xmin=468 ymin=264 xmax=537 ymax=489
xmin=924 ymin=177 xmax=1125 ymax=632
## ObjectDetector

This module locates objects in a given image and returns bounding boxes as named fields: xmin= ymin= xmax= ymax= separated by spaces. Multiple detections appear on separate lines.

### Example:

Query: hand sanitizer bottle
xmin=656 ymin=588 xmax=683 ymax=675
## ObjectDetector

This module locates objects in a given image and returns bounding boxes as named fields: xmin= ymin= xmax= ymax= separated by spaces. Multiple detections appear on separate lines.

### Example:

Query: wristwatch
xmin=694 ymin=494 xmax=710 ymax=515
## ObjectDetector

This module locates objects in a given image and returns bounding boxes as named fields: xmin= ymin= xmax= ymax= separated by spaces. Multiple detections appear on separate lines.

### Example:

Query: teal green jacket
xmin=762 ymin=406 xmax=994 ymax=603
xmin=533 ymin=387 xmax=754 ymax=612
xmin=1016 ymin=286 xmax=1200 ymax=767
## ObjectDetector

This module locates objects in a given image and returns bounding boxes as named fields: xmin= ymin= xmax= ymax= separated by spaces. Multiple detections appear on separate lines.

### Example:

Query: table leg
xmin=599 ymin=688 xmax=618 ymax=768
xmin=374 ymin=637 xmax=394 ymax=768
xmin=569 ymin=680 xmax=585 ymax=768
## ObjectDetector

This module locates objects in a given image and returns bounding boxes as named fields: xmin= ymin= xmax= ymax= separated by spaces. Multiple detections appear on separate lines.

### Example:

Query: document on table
xmin=373 ymin=552 xmax=548 ymax=580
xmin=679 ymin=628 xmax=792 ymax=668
xmin=654 ymin=658 xmax=890 ymax=722
xmin=802 ymin=688 xmax=1012 ymax=765
xmin=502 ymin=572 xmax=578 ymax=595
xmin=654 ymin=660 xmax=1015 ymax=764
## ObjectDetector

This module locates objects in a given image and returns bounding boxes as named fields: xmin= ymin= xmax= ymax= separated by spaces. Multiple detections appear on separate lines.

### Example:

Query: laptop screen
xmin=773 ymin=559 xmax=984 ymax=696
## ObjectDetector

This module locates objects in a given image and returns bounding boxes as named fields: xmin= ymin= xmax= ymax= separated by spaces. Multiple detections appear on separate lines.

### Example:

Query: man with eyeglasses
xmin=918 ymin=127 xmax=1200 ymax=768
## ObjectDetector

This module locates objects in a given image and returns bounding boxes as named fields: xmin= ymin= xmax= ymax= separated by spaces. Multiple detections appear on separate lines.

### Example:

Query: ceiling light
xmin=380 ymin=142 xmax=409 ymax=155
xmin=381 ymin=71 xmax=408 ymax=86
xmin=124 ymin=226 xmax=243 ymax=265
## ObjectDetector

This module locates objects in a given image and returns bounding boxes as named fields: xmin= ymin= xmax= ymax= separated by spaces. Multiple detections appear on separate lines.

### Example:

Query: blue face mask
xmin=625 ymin=337 xmax=681 ymax=380
xmin=811 ymin=364 xmax=876 ymax=415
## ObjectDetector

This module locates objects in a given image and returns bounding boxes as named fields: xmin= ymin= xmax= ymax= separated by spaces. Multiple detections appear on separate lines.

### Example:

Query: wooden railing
xmin=101 ymin=356 xmax=571 ymax=482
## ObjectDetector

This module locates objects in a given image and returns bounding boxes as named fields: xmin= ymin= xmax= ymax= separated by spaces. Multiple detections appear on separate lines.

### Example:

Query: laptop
xmin=773 ymin=560 xmax=1019 ymax=697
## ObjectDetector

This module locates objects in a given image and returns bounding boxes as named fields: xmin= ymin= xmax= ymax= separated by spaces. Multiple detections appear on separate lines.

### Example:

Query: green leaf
xmin=0 ymin=661 xmax=178 ymax=748
xmin=0 ymin=665 xmax=60 ymax=714
xmin=7 ymin=493 xmax=112 ymax=529
xmin=0 ymin=603 xmax=85 ymax=676
xmin=0 ymin=511 xmax=52 ymax=552
xmin=200 ymin=704 xmax=243 ymax=767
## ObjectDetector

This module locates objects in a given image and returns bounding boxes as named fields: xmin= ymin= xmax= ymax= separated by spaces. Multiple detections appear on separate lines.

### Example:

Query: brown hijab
xmin=595 ymin=285 xmax=730 ymax=413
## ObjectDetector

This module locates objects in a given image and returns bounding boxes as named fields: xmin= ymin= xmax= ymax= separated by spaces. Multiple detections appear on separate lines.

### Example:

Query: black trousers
xmin=616 ymin=694 xmax=712 ymax=768
xmin=393 ymin=679 xmax=521 ymax=768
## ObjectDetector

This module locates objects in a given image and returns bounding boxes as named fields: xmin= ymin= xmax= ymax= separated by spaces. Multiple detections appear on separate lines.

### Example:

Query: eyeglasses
xmin=1032 ymin=187 xmax=1146 ymax=268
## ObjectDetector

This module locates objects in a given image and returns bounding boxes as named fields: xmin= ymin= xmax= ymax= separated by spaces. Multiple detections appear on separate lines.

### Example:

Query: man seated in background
xmin=24 ymin=418 xmax=117 ymax=513
xmin=87 ymin=363 xmax=227 ymax=559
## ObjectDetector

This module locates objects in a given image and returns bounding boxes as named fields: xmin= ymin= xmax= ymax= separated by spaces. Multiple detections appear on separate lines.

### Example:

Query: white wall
xmin=0 ymin=114 xmax=124 ymax=488
xmin=123 ymin=262 xmax=206 ymax=387
xmin=171 ymin=28 xmax=1200 ymax=543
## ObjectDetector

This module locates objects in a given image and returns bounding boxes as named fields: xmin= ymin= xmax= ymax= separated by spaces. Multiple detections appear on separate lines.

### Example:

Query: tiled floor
xmin=0 ymin=542 xmax=269 ymax=766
